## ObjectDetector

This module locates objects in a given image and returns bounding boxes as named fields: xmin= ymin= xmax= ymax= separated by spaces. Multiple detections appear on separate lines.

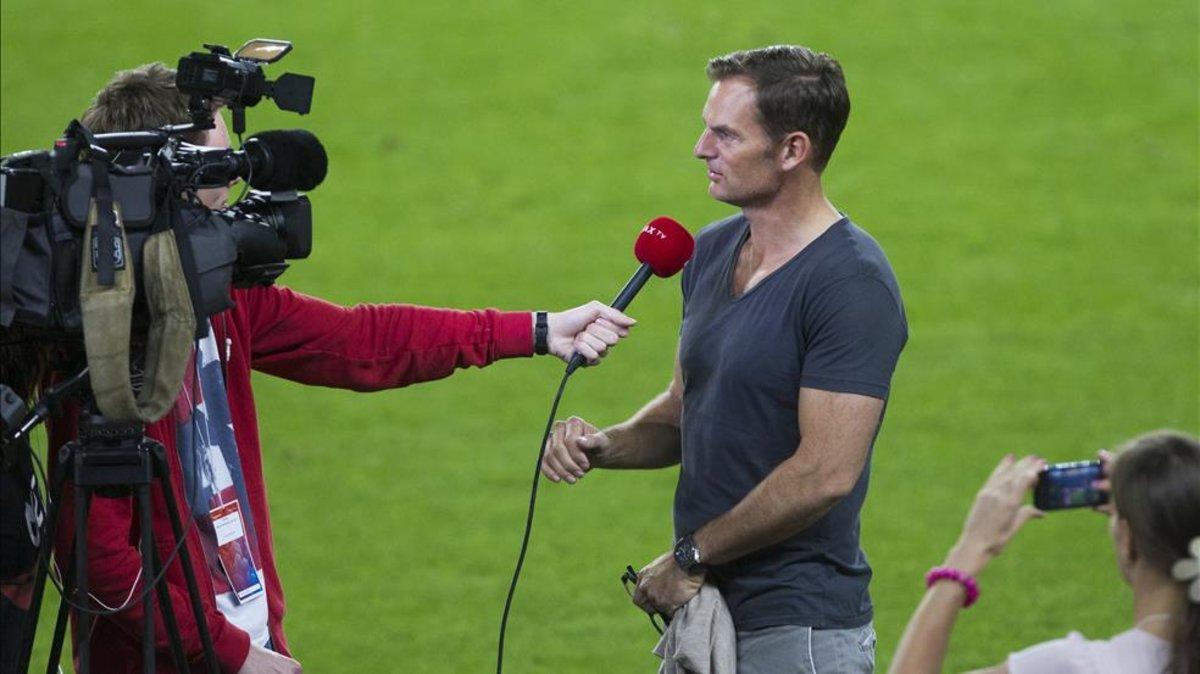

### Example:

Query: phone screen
xmin=1034 ymin=460 xmax=1108 ymax=510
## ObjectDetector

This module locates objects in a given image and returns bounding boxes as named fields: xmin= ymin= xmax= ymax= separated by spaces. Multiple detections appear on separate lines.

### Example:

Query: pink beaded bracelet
xmin=925 ymin=566 xmax=980 ymax=608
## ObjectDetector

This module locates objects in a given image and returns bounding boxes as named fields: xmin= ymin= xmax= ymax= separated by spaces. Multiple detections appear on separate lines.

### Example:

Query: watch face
xmin=674 ymin=539 xmax=697 ymax=570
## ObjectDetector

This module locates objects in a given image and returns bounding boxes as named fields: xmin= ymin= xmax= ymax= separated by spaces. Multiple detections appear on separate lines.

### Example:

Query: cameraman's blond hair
xmin=81 ymin=62 xmax=192 ymax=135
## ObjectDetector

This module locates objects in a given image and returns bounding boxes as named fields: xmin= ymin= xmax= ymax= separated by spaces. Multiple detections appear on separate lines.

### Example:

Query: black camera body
xmin=0 ymin=39 xmax=322 ymax=339
xmin=177 ymin=40 xmax=313 ymax=115
xmin=1 ymin=124 xmax=319 ymax=338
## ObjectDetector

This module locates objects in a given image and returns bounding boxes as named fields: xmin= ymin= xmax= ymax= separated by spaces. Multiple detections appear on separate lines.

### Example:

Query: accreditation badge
xmin=208 ymin=500 xmax=265 ymax=603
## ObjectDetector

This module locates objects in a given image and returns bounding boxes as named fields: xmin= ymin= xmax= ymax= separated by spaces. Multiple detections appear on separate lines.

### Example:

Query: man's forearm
xmin=693 ymin=389 xmax=881 ymax=566
xmin=692 ymin=444 xmax=851 ymax=565
xmin=597 ymin=420 xmax=681 ymax=469
xmin=595 ymin=391 xmax=682 ymax=469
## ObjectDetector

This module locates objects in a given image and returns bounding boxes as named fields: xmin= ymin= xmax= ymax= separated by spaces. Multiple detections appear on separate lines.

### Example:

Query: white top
xmin=1008 ymin=628 xmax=1170 ymax=674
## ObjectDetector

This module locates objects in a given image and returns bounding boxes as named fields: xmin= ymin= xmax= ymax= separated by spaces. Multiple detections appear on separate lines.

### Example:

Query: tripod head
xmin=71 ymin=409 xmax=152 ymax=497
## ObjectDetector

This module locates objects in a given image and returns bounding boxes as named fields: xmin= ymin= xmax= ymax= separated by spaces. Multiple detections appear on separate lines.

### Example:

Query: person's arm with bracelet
xmin=888 ymin=454 xmax=1046 ymax=674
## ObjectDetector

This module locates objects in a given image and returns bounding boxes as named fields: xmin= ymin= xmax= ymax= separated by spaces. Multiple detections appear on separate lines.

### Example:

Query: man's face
xmin=693 ymin=77 xmax=783 ymax=207
xmin=195 ymin=110 xmax=233 ymax=210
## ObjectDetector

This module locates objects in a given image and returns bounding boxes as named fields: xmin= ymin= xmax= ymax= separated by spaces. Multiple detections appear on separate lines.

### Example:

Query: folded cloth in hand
xmin=652 ymin=582 xmax=736 ymax=674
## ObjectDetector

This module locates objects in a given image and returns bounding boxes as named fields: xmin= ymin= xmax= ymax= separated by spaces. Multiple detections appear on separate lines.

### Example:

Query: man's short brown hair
xmin=706 ymin=45 xmax=850 ymax=171
xmin=80 ymin=62 xmax=193 ymax=135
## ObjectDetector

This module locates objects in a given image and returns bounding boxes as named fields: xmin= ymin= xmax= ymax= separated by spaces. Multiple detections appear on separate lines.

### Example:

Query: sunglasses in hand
xmin=621 ymin=565 xmax=672 ymax=635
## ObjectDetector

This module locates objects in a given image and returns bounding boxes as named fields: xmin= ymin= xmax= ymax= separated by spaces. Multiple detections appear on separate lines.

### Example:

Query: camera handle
xmin=231 ymin=106 xmax=246 ymax=137
xmin=183 ymin=91 xmax=247 ymax=136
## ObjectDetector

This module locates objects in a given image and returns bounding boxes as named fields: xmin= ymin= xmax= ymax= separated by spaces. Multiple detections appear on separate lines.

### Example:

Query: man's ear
xmin=779 ymin=131 xmax=814 ymax=171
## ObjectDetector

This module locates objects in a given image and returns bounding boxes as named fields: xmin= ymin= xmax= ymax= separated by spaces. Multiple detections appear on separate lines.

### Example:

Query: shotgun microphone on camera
xmin=179 ymin=129 xmax=327 ymax=192
xmin=241 ymin=129 xmax=327 ymax=191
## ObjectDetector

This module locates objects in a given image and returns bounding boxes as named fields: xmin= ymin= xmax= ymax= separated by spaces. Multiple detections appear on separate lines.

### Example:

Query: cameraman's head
xmin=81 ymin=62 xmax=233 ymax=209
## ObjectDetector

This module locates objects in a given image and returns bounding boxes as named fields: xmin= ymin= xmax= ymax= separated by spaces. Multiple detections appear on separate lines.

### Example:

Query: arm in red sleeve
xmin=240 ymin=285 xmax=534 ymax=390
xmin=58 ymin=491 xmax=250 ymax=672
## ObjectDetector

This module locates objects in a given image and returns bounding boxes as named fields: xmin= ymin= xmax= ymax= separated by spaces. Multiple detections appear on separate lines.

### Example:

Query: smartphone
xmin=1034 ymin=460 xmax=1109 ymax=510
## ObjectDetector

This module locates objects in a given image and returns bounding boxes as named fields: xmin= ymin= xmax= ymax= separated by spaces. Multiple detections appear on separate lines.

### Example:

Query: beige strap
xmin=80 ymin=199 xmax=196 ymax=422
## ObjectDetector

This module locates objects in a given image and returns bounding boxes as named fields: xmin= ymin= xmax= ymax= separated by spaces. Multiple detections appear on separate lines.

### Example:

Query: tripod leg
xmin=137 ymin=484 xmax=156 ymax=674
xmin=74 ymin=487 xmax=91 ymax=674
xmin=18 ymin=444 xmax=71 ymax=674
xmin=45 ymin=527 xmax=75 ymax=674
xmin=150 ymin=546 xmax=190 ymax=672
xmin=152 ymin=445 xmax=219 ymax=674
xmin=45 ymin=589 xmax=71 ymax=674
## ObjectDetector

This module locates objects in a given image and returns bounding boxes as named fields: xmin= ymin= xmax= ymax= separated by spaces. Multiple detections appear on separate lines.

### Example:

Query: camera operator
xmin=30 ymin=62 xmax=636 ymax=674
xmin=888 ymin=431 xmax=1200 ymax=674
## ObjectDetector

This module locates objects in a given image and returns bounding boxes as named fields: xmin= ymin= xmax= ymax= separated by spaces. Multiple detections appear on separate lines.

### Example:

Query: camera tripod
xmin=9 ymin=369 xmax=219 ymax=674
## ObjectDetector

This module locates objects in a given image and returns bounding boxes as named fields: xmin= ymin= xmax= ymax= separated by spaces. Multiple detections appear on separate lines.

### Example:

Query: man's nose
xmin=693 ymin=129 xmax=714 ymax=159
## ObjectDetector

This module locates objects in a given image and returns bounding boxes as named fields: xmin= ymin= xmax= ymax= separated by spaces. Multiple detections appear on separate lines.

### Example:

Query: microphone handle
xmin=611 ymin=263 xmax=654 ymax=311
xmin=565 ymin=263 xmax=653 ymax=375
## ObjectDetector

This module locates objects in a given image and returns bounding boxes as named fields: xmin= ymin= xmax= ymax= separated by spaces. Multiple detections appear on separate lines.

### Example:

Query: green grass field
xmin=3 ymin=1 xmax=1197 ymax=671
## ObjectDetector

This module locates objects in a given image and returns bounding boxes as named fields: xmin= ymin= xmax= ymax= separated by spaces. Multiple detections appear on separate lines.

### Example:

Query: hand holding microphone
xmin=564 ymin=217 xmax=695 ymax=375
xmin=544 ymin=302 xmax=637 ymax=365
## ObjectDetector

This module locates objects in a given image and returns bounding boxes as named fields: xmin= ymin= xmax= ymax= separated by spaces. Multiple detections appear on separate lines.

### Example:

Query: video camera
xmin=177 ymin=39 xmax=314 ymax=117
xmin=0 ymin=38 xmax=325 ymax=424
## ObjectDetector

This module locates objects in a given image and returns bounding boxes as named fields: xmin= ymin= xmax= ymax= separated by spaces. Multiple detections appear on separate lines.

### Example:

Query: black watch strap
xmin=534 ymin=311 xmax=549 ymax=355
xmin=673 ymin=534 xmax=704 ymax=573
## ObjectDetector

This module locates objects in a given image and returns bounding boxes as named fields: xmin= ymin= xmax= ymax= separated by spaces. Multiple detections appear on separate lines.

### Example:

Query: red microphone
xmin=565 ymin=217 xmax=695 ymax=374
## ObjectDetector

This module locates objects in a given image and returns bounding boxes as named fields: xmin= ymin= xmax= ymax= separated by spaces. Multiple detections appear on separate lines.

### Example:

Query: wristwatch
xmin=673 ymin=534 xmax=704 ymax=573
xmin=534 ymin=311 xmax=549 ymax=355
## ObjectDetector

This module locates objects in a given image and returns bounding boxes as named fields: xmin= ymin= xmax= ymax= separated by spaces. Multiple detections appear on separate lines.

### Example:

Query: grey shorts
xmin=735 ymin=623 xmax=876 ymax=674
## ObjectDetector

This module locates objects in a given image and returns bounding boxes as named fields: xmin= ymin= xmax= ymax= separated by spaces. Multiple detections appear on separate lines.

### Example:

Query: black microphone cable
xmin=493 ymin=217 xmax=691 ymax=672
xmin=496 ymin=368 xmax=573 ymax=674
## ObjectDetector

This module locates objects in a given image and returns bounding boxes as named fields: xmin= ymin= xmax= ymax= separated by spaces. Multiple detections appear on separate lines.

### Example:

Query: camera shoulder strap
xmin=80 ymin=200 xmax=195 ymax=422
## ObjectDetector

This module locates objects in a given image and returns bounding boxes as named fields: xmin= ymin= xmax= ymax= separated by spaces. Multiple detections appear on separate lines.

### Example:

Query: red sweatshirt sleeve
xmin=239 ymin=285 xmax=534 ymax=389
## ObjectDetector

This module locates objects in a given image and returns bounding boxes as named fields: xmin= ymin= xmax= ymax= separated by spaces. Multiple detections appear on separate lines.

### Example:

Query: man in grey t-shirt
xmin=543 ymin=45 xmax=907 ymax=673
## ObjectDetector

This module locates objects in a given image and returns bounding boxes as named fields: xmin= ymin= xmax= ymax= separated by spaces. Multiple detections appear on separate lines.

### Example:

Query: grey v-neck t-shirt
xmin=677 ymin=214 xmax=907 ymax=630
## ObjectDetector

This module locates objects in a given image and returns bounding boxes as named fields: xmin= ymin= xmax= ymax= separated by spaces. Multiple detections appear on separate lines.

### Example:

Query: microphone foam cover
xmin=634 ymin=216 xmax=694 ymax=277
xmin=247 ymin=129 xmax=328 ymax=191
